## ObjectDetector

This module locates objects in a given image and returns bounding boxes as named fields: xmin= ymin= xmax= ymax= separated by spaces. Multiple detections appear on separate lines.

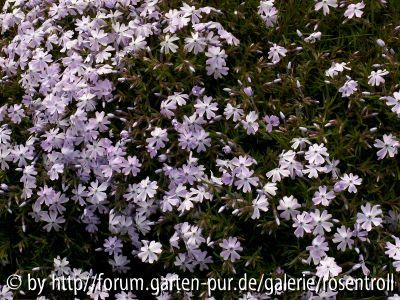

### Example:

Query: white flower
xmin=305 ymin=143 xmax=329 ymax=165
xmin=266 ymin=167 xmax=290 ymax=182
xmin=344 ymin=2 xmax=365 ymax=19
xmin=251 ymin=194 xmax=269 ymax=219
xmin=138 ymin=240 xmax=162 ymax=264
xmin=241 ymin=111 xmax=259 ymax=135
xmin=277 ymin=195 xmax=300 ymax=220
xmin=368 ymin=69 xmax=389 ymax=86
xmin=263 ymin=182 xmax=277 ymax=196
xmin=304 ymin=31 xmax=322 ymax=44
xmin=160 ymin=34 xmax=179 ymax=54
xmin=268 ymin=43 xmax=287 ymax=64
xmin=291 ymin=137 xmax=311 ymax=150
xmin=315 ymin=0 xmax=338 ymax=16
xmin=383 ymin=91 xmax=400 ymax=115
xmin=356 ymin=203 xmax=383 ymax=231
xmin=87 ymin=286 xmax=109 ymax=300
xmin=53 ymin=256 xmax=70 ymax=276
xmin=316 ymin=257 xmax=342 ymax=280
xmin=325 ymin=62 xmax=351 ymax=78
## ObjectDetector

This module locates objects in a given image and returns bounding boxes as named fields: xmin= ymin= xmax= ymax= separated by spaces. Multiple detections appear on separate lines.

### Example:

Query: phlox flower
xmin=315 ymin=0 xmax=338 ymax=16
xmin=316 ymin=257 xmax=342 ymax=280
xmin=160 ymin=34 xmax=179 ymax=54
xmin=293 ymin=211 xmax=314 ymax=237
xmin=374 ymin=134 xmax=399 ymax=159
xmin=356 ymin=203 xmax=383 ymax=231
xmin=332 ymin=225 xmax=354 ymax=252
xmin=138 ymin=240 xmax=162 ymax=264
xmin=268 ymin=43 xmax=287 ymax=64
xmin=344 ymin=2 xmax=365 ymax=19
xmin=339 ymin=78 xmax=358 ymax=97
xmin=368 ymin=69 xmax=389 ymax=86
xmin=219 ymin=237 xmax=243 ymax=262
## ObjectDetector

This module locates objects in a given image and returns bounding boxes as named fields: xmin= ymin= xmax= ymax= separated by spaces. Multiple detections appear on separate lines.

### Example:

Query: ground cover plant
xmin=0 ymin=0 xmax=400 ymax=299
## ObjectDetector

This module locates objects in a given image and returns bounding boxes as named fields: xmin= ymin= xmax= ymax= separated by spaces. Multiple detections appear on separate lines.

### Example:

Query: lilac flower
xmin=54 ymin=256 xmax=70 ymax=276
xmin=263 ymin=115 xmax=280 ymax=132
xmin=146 ymin=127 xmax=169 ymax=157
xmin=0 ymin=125 xmax=11 ymax=144
xmin=219 ymin=237 xmax=243 ymax=262
xmin=266 ymin=167 xmax=290 ymax=182
xmin=0 ymin=285 xmax=12 ymax=300
xmin=374 ymin=134 xmax=399 ymax=159
xmin=258 ymin=1 xmax=278 ymax=28
xmin=356 ymin=203 xmax=383 ymax=231
xmin=205 ymin=46 xmax=229 ymax=78
xmin=115 ymin=292 xmax=137 ymax=300
xmin=184 ymin=32 xmax=207 ymax=54
xmin=194 ymin=96 xmax=218 ymax=120
xmin=312 ymin=186 xmax=335 ymax=206
xmin=339 ymin=78 xmax=358 ymax=97
xmin=87 ymin=181 xmax=108 ymax=203
xmin=109 ymin=254 xmax=131 ymax=273
xmin=191 ymin=85 xmax=205 ymax=97
xmin=337 ymin=173 xmax=362 ymax=193
xmin=310 ymin=209 xmax=333 ymax=236
xmin=307 ymin=236 xmax=329 ymax=264
xmin=303 ymin=163 xmax=327 ymax=178
xmin=87 ymin=286 xmax=109 ymax=300
xmin=234 ymin=168 xmax=259 ymax=193
xmin=224 ymin=103 xmax=244 ymax=122
xmin=7 ymin=104 xmax=25 ymax=123
xmin=103 ymin=236 xmax=123 ymax=256
xmin=122 ymin=156 xmax=142 ymax=176
xmin=332 ymin=225 xmax=354 ymax=251
xmin=385 ymin=237 xmax=400 ymax=260
xmin=293 ymin=211 xmax=314 ymax=237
